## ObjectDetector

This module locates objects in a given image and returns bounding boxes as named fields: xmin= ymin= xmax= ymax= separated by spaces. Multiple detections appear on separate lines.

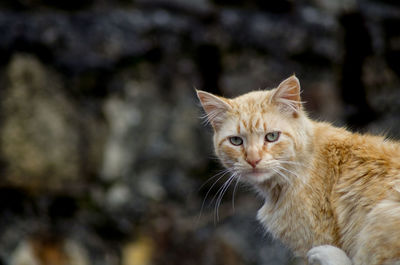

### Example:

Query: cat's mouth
xmin=249 ymin=168 xmax=267 ymax=174
xmin=242 ymin=168 xmax=275 ymax=182
xmin=242 ymin=166 xmax=272 ymax=174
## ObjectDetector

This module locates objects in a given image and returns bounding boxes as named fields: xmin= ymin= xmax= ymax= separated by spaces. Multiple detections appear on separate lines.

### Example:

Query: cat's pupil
xmin=265 ymin=131 xmax=280 ymax=142
xmin=229 ymin=136 xmax=243 ymax=146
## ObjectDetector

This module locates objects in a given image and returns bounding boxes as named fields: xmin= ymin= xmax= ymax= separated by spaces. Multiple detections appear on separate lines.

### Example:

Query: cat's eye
xmin=265 ymin=131 xmax=280 ymax=143
xmin=229 ymin=136 xmax=243 ymax=146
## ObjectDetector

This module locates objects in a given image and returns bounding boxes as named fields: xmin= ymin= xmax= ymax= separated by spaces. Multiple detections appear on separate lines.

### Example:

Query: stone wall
xmin=0 ymin=0 xmax=399 ymax=265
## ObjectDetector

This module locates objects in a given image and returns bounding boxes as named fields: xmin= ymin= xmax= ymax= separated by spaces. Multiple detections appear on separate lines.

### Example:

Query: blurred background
xmin=0 ymin=0 xmax=399 ymax=264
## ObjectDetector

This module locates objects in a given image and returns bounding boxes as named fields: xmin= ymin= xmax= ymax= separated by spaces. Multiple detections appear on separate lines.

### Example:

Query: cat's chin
xmin=243 ymin=170 xmax=275 ymax=184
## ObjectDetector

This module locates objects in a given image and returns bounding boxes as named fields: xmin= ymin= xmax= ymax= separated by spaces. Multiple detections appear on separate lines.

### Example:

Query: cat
xmin=196 ymin=75 xmax=400 ymax=265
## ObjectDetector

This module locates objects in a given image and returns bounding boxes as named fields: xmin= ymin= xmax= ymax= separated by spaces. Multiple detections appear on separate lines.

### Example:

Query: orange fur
xmin=197 ymin=76 xmax=400 ymax=265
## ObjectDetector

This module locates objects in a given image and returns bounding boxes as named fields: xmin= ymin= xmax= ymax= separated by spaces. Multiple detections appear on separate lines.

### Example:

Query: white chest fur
xmin=256 ymin=190 xmax=315 ymax=257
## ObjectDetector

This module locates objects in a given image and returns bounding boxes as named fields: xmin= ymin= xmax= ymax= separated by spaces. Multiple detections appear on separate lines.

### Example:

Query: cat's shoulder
xmin=312 ymin=121 xmax=400 ymax=160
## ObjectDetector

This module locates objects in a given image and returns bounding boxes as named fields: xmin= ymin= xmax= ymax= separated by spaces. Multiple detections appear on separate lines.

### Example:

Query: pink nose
xmin=246 ymin=158 xmax=261 ymax=168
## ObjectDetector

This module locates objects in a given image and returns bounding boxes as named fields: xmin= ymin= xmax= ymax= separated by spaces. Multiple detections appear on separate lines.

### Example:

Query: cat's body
xmin=258 ymin=122 xmax=400 ymax=262
xmin=197 ymin=76 xmax=400 ymax=265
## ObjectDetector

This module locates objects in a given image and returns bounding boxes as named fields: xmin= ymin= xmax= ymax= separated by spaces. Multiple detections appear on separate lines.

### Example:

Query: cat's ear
xmin=270 ymin=75 xmax=302 ymax=114
xmin=196 ymin=90 xmax=231 ymax=130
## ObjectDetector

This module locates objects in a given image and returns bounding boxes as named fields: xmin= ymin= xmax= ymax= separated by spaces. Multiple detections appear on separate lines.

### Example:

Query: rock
xmin=1 ymin=54 xmax=81 ymax=190
xmin=0 ymin=53 xmax=106 ymax=192
xmin=105 ymin=184 xmax=132 ymax=209
xmin=122 ymin=236 xmax=155 ymax=265
xmin=100 ymin=61 xmax=208 ymax=201
xmin=10 ymin=235 xmax=90 ymax=265
xmin=310 ymin=0 xmax=357 ymax=15
xmin=135 ymin=0 xmax=213 ymax=16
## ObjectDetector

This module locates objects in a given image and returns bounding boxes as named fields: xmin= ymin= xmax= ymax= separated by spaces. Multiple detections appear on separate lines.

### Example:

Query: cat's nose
xmin=246 ymin=158 xmax=261 ymax=168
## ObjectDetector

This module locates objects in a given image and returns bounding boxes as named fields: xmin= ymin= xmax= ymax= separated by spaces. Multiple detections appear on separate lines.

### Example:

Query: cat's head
xmin=197 ymin=75 xmax=313 ymax=185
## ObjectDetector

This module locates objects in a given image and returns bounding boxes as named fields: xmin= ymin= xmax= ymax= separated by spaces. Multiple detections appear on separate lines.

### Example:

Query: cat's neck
xmin=255 ymin=178 xmax=285 ymax=205
xmin=256 ymin=115 xmax=316 ymax=204
xmin=255 ymin=166 xmax=309 ymax=207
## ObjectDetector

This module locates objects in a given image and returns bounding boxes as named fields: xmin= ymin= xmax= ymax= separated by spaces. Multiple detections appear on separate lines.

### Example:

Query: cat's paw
xmin=307 ymin=245 xmax=352 ymax=265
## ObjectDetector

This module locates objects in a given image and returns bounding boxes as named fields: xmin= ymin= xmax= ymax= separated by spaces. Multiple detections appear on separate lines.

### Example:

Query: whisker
xmin=276 ymin=165 xmax=312 ymax=189
xmin=204 ymin=170 xmax=232 ymax=205
xmin=278 ymin=160 xmax=303 ymax=166
xmin=279 ymin=160 xmax=316 ymax=173
xmin=272 ymin=168 xmax=291 ymax=185
xmin=198 ymin=169 xmax=232 ymax=222
xmin=276 ymin=165 xmax=298 ymax=177
xmin=211 ymin=170 xmax=236 ymax=200
xmin=278 ymin=160 xmax=319 ymax=180
xmin=232 ymin=174 xmax=242 ymax=211
xmin=212 ymin=174 xmax=233 ymax=206
xmin=214 ymin=173 xmax=237 ymax=223
xmin=198 ymin=168 xmax=231 ymax=191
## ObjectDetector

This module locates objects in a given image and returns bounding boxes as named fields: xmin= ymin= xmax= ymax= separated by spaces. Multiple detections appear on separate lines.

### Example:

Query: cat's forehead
xmin=228 ymin=111 xmax=283 ymax=132
xmin=223 ymin=92 xmax=287 ymax=134
xmin=229 ymin=90 xmax=274 ymax=114
xmin=232 ymin=90 xmax=271 ymax=104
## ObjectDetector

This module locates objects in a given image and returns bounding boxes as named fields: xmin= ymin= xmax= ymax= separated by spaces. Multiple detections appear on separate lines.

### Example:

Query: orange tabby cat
xmin=197 ymin=76 xmax=400 ymax=265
